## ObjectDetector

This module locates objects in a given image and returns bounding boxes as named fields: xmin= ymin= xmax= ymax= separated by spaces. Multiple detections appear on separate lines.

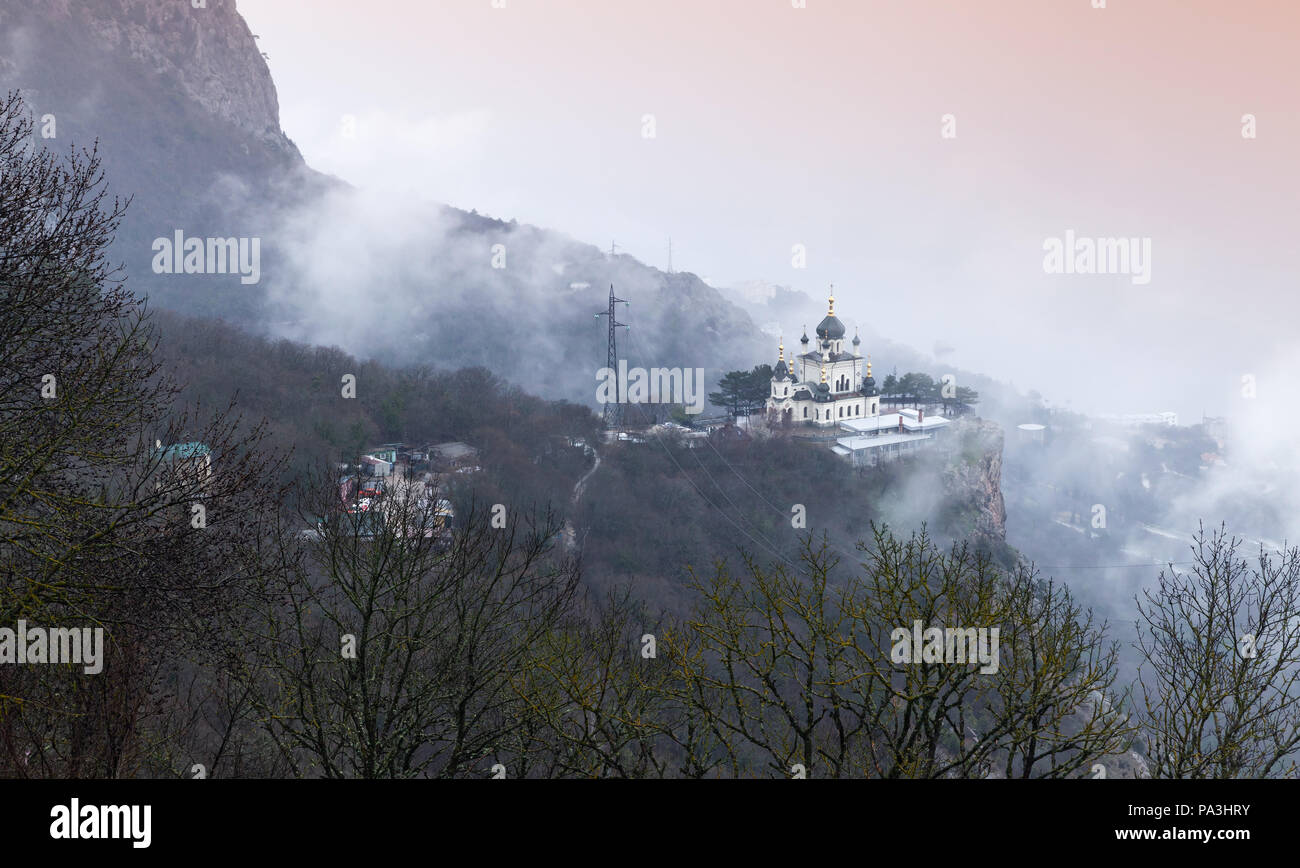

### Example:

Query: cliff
xmin=30 ymin=0 xmax=292 ymax=151
xmin=0 ymin=0 xmax=327 ymax=321
xmin=941 ymin=418 xmax=1010 ymax=552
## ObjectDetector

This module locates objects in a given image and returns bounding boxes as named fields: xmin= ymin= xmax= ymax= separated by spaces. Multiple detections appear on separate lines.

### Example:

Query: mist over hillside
xmin=5 ymin=0 xmax=1293 ymax=594
xmin=0 ymin=0 xmax=769 ymax=409
xmin=5 ymin=0 xmax=1300 ymax=809
xmin=2 ymin=0 xmax=1289 ymax=610
xmin=263 ymin=183 xmax=770 ymax=405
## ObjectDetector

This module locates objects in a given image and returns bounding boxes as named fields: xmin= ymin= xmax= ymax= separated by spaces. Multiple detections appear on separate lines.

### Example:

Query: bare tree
xmin=0 ymin=91 xmax=287 ymax=777
xmin=230 ymin=469 xmax=582 ymax=778
xmin=660 ymin=527 xmax=1130 ymax=777
xmin=1136 ymin=524 xmax=1300 ymax=778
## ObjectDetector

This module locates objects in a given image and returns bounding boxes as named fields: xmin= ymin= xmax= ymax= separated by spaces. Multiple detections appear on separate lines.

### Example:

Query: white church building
xmin=766 ymin=289 xmax=881 ymax=427
xmin=764 ymin=287 xmax=954 ymax=466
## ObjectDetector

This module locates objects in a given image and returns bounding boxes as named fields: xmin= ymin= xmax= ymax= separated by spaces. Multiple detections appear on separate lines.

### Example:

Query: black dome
xmin=816 ymin=314 xmax=845 ymax=340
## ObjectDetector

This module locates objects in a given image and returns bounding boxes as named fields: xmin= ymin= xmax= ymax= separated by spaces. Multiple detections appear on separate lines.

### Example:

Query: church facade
xmin=766 ymin=289 xmax=881 ymax=428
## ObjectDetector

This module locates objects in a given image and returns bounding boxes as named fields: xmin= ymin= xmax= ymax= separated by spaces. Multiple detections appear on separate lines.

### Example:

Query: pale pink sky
xmin=239 ymin=0 xmax=1299 ymax=420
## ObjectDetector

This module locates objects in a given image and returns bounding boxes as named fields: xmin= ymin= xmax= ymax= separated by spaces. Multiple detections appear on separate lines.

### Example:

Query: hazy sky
xmin=238 ymin=0 xmax=1298 ymax=421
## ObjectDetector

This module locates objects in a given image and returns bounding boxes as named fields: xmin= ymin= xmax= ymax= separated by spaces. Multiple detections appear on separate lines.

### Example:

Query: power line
xmin=619 ymin=328 xmax=799 ymax=570
xmin=1032 ymin=560 xmax=1196 ymax=571
xmin=704 ymin=433 xmax=792 ymax=520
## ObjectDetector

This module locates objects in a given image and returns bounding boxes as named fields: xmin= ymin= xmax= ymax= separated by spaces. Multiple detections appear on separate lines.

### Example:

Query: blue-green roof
xmin=158 ymin=442 xmax=211 ymax=461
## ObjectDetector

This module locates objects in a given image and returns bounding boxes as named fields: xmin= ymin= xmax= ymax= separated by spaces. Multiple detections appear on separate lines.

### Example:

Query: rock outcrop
xmin=941 ymin=418 xmax=1009 ymax=549
xmin=1 ymin=0 xmax=297 ymax=157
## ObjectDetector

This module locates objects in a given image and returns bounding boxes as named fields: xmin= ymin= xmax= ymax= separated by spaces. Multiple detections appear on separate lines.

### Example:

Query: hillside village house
xmin=430 ymin=441 xmax=480 ymax=473
xmin=155 ymin=441 xmax=212 ymax=489
xmin=360 ymin=454 xmax=393 ymax=477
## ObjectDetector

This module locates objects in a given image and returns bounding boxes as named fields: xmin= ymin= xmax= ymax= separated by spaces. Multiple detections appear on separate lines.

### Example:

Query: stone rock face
xmin=942 ymin=418 xmax=1009 ymax=547
xmin=2 ymin=0 xmax=297 ymax=158
xmin=0 ymin=0 xmax=329 ymax=322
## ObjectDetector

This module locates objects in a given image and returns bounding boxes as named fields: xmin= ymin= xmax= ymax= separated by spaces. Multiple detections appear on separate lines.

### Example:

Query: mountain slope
xmin=0 ymin=0 xmax=770 ymax=407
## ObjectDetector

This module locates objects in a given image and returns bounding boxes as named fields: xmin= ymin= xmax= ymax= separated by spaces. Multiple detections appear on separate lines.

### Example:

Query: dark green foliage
xmin=708 ymin=363 xmax=774 ymax=417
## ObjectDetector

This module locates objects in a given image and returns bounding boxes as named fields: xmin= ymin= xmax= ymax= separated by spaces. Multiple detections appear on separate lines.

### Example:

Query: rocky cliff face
xmin=942 ymin=419 xmax=1010 ymax=550
xmin=2 ymin=0 xmax=296 ymax=157
xmin=1 ymin=0 xmax=324 ymax=321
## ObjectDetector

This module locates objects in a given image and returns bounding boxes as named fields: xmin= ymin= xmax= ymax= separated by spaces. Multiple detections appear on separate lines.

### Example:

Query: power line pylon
xmin=595 ymin=284 xmax=629 ymax=430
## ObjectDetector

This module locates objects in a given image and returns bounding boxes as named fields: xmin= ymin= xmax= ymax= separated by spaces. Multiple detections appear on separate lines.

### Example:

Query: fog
xmin=233 ymin=0 xmax=1299 ymax=635
xmin=239 ymin=0 xmax=1298 ymax=427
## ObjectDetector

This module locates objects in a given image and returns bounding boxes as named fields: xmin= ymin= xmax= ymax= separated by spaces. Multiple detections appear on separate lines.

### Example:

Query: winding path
xmin=562 ymin=446 xmax=601 ymax=551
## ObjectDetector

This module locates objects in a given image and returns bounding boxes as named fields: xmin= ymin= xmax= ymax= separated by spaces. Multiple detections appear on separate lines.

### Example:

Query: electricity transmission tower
xmin=595 ymin=284 xmax=629 ymax=430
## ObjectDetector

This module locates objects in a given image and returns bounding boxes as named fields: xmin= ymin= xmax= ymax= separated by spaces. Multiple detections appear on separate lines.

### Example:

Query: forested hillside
xmin=154 ymin=307 xmax=1013 ymax=613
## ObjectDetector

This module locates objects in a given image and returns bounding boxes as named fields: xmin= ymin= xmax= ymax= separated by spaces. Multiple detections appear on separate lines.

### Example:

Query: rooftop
xmin=836 ymin=432 xmax=933 ymax=451
xmin=841 ymin=412 xmax=951 ymax=435
xmin=157 ymin=441 xmax=210 ymax=461
xmin=797 ymin=351 xmax=860 ymax=364
xmin=431 ymin=441 xmax=478 ymax=460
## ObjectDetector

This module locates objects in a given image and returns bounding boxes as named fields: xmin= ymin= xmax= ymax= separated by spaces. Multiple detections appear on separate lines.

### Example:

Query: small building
xmin=840 ymin=408 xmax=952 ymax=438
xmin=361 ymin=454 xmax=393 ymax=477
xmin=1099 ymin=411 xmax=1178 ymax=428
xmin=430 ymin=441 xmax=480 ymax=471
xmin=155 ymin=441 xmax=213 ymax=488
xmin=830 ymin=408 xmax=952 ymax=467
xmin=1016 ymin=423 xmax=1046 ymax=445
xmin=434 ymin=499 xmax=455 ymax=531
xmin=368 ymin=447 xmax=399 ymax=465
xmin=833 ymin=431 xmax=935 ymax=467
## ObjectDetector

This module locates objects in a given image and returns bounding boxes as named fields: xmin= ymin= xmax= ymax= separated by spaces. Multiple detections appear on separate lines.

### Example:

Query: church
xmin=766 ymin=288 xmax=880 ymax=427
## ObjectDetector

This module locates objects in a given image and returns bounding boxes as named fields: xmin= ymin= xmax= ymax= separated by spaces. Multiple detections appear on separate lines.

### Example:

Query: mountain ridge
xmin=0 ymin=0 xmax=773 ymax=408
